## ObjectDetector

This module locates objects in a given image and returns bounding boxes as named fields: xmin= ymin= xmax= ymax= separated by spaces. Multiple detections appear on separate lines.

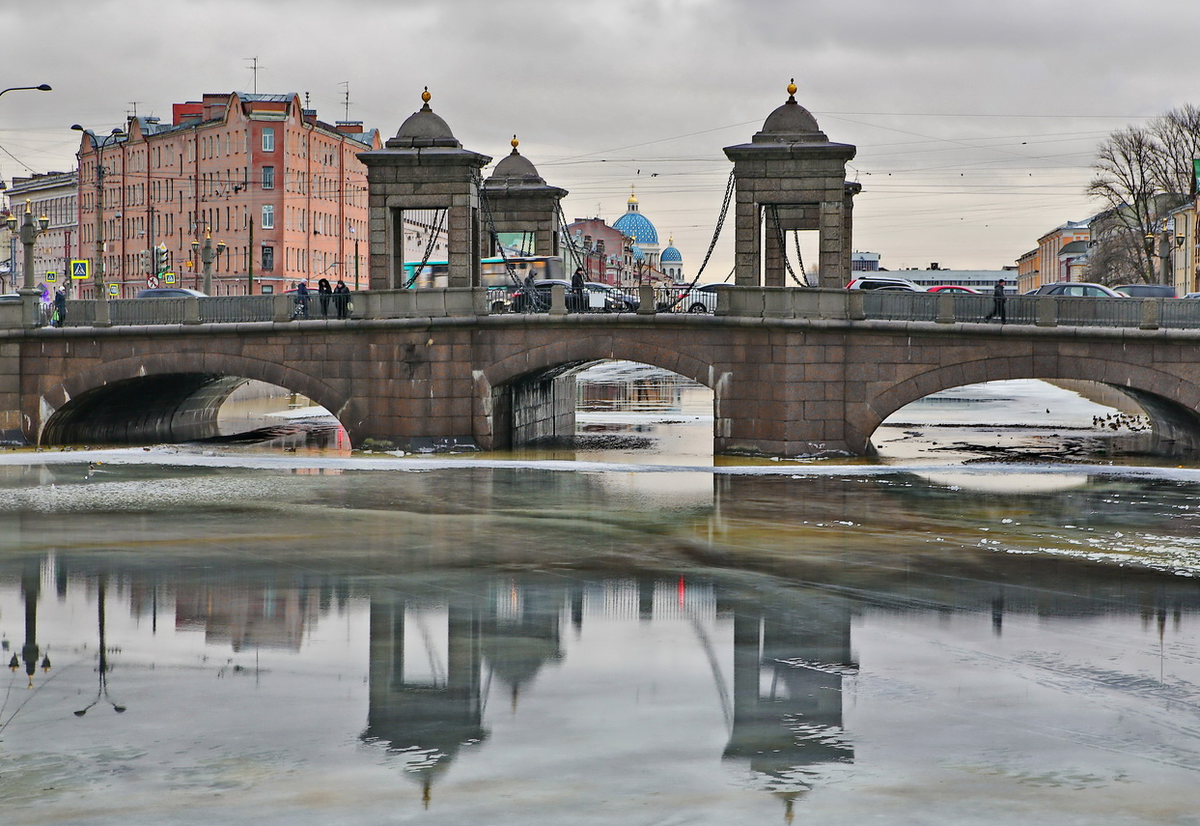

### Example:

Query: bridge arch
xmin=856 ymin=356 xmax=1200 ymax=453
xmin=36 ymin=353 xmax=360 ymax=446
xmin=475 ymin=332 xmax=719 ymax=450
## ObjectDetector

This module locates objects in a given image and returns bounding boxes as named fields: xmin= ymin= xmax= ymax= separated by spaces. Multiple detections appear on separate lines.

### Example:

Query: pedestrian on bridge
xmin=571 ymin=267 xmax=587 ymax=312
xmin=985 ymin=278 xmax=1007 ymax=324
xmin=317 ymin=278 xmax=332 ymax=318
xmin=294 ymin=280 xmax=310 ymax=319
xmin=333 ymin=280 xmax=351 ymax=319
xmin=52 ymin=288 xmax=66 ymax=327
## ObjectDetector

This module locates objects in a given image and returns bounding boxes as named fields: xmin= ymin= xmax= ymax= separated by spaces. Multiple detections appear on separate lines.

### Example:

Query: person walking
xmin=294 ymin=280 xmax=310 ymax=319
xmin=317 ymin=277 xmax=332 ymax=318
xmin=519 ymin=272 xmax=537 ymax=313
xmin=52 ymin=288 xmax=67 ymax=327
xmin=333 ymin=279 xmax=351 ymax=319
xmin=984 ymin=278 xmax=1007 ymax=324
xmin=570 ymin=267 xmax=587 ymax=312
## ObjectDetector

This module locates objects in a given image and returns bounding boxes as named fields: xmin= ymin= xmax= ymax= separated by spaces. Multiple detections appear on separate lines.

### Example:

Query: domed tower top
xmin=387 ymin=87 xmax=462 ymax=149
xmin=487 ymin=135 xmax=547 ymax=186
xmin=752 ymin=78 xmax=829 ymax=144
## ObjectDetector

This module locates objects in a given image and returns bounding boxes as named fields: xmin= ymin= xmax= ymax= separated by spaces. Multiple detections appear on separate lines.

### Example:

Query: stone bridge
xmin=6 ymin=288 xmax=1200 ymax=456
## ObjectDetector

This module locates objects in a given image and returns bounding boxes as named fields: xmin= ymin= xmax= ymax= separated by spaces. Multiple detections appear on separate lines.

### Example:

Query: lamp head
xmin=36 ymin=84 xmax=51 ymax=92
xmin=38 ymin=215 xmax=49 ymax=232
xmin=4 ymin=215 xmax=15 ymax=233
xmin=190 ymin=240 xmax=199 ymax=252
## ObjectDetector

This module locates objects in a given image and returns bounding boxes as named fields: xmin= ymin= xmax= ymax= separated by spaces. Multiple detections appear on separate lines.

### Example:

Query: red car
xmin=926 ymin=285 xmax=981 ymax=294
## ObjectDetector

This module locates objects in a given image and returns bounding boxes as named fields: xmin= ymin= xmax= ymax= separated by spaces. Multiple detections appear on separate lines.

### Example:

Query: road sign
xmin=46 ymin=271 xmax=57 ymax=283
xmin=107 ymin=283 xmax=119 ymax=297
xmin=164 ymin=272 xmax=176 ymax=284
xmin=147 ymin=275 xmax=160 ymax=289
xmin=71 ymin=260 xmax=90 ymax=280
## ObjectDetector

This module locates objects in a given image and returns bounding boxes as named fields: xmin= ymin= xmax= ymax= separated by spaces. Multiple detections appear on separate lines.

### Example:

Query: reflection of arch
xmin=476 ymin=334 xmax=718 ymax=449
xmin=36 ymin=353 xmax=361 ymax=446
xmin=857 ymin=358 xmax=1200 ymax=453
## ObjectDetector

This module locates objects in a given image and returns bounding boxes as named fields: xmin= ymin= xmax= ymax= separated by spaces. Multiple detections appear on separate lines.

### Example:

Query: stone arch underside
xmin=854 ymin=357 xmax=1200 ymax=455
xmin=476 ymin=333 xmax=717 ymax=450
xmin=37 ymin=354 xmax=357 ymax=447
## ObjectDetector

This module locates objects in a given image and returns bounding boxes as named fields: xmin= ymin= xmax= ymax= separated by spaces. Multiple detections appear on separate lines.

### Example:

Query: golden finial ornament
xmin=787 ymin=78 xmax=797 ymax=96
xmin=421 ymin=87 xmax=431 ymax=104
xmin=511 ymin=134 xmax=519 ymax=151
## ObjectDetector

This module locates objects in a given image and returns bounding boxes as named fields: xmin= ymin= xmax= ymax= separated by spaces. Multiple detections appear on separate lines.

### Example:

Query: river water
xmin=2 ymin=367 xmax=1199 ymax=825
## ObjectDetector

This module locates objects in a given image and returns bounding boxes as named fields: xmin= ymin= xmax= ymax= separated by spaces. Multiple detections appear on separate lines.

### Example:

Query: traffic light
xmin=154 ymin=244 xmax=168 ymax=275
xmin=141 ymin=249 xmax=152 ymax=273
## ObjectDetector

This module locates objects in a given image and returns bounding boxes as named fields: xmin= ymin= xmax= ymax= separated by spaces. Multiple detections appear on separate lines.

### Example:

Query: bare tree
xmin=1087 ymin=127 xmax=1167 ymax=283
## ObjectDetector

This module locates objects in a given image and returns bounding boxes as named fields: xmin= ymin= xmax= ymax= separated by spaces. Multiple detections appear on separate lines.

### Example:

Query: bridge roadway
xmin=4 ymin=286 xmax=1200 ymax=455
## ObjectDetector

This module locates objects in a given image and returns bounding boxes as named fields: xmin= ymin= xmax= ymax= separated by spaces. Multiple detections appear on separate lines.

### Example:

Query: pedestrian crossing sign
xmin=71 ymin=260 xmax=90 ymax=280
xmin=107 ymin=283 xmax=119 ymax=297
xmin=164 ymin=272 xmax=176 ymax=284
xmin=46 ymin=271 xmax=57 ymax=283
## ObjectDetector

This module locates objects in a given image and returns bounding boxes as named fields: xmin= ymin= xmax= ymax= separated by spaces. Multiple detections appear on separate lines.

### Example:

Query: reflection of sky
xmin=3 ymin=564 xmax=1199 ymax=825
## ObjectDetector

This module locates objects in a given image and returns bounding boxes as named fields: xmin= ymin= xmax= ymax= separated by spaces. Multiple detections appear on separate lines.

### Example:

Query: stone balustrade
xmin=3 ymin=287 xmax=1198 ymax=331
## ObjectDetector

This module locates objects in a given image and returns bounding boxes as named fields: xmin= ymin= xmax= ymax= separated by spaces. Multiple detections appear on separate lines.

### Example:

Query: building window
xmin=261 ymin=245 xmax=274 ymax=272
xmin=262 ymin=166 xmax=274 ymax=190
xmin=262 ymin=205 xmax=274 ymax=229
xmin=262 ymin=127 xmax=275 ymax=153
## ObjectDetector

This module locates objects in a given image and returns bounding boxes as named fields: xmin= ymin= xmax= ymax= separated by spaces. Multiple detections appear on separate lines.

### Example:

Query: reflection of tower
xmin=362 ymin=593 xmax=488 ymax=807
xmin=723 ymin=592 xmax=856 ymax=822
xmin=482 ymin=579 xmax=564 ymax=711
xmin=12 ymin=563 xmax=50 ymax=687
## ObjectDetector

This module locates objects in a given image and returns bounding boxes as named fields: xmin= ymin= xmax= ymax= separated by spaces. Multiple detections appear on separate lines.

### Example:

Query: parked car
xmin=1113 ymin=284 xmax=1177 ymax=298
xmin=1027 ymin=282 xmax=1125 ymax=298
xmin=1184 ymin=292 xmax=1200 ymax=300
xmin=513 ymin=279 xmax=626 ymax=312
xmin=135 ymin=287 xmax=207 ymax=299
xmin=846 ymin=276 xmax=925 ymax=291
xmin=664 ymin=283 xmax=722 ymax=313
xmin=926 ymin=285 xmax=982 ymax=294
xmin=585 ymin=282 xmax=639 ymax=311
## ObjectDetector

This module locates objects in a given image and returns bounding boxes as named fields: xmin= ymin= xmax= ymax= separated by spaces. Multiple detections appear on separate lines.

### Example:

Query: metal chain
xmin=767 ymin=205 xmax=809 ymax=287
xmin=402 ymin=208 xmax=448 ymax=289
xmin=658 ymin=168 xmax=736 ymax=312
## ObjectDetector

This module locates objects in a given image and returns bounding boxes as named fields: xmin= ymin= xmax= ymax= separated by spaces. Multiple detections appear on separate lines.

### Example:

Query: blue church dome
xmin=612 ymin=191 xmax=658 ymax=245
xmin=660 ymin=242 xmax=681 ymax=263
xmin=629 ymin=244 xmax=645 ymax=262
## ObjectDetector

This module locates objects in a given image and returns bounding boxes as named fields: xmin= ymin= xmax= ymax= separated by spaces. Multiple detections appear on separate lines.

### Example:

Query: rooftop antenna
xmin=304 ymin=91 xmax=311 ymax=110
xmin=340 ymin=81 xmax=351 ymax=121
xmin=128 ymin=101 xmax=141 ymax=119
xmin=245 ymin=57 xmax=263 ymax=94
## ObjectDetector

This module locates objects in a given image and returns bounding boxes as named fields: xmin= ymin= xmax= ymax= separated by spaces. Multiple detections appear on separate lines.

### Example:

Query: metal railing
xmin=6 ymin=287 xmax=1200 ymax=332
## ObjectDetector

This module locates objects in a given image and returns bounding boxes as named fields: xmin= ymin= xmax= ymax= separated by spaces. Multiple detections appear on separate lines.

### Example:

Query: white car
xmin=665 ymin=283 xmax=722 ymax=313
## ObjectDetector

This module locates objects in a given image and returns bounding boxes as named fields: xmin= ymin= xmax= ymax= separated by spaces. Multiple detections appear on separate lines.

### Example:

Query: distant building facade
xmin=74 ymin=91 xmax=383 ymax=297
xmin=1014 ymin=219 xmax=1091 ymax=293
xmin=4 ymin=171 xmax=78 ymax=294
xmin=565 ymin=191 xmax=684 ymax=287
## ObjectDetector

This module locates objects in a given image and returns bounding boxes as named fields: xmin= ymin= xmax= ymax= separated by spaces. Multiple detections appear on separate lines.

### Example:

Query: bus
xmin=402 ymin=255 xmax=565 ymax=289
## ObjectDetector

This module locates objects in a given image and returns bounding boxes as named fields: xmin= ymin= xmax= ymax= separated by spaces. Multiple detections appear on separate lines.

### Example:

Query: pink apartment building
xmin=74 ymin=91 xmax=382 ymax=297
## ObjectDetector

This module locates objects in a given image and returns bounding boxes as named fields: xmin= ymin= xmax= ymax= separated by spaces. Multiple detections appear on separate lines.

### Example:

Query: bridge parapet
xmin=6 ymin=287 xmax=1200 ymax=331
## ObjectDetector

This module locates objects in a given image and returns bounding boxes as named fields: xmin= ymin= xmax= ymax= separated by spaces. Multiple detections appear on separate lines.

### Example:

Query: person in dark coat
xmin=333 ymin=279 xmax=351 ymax=319
xmin=53 ymin=288 xmax=67 ymax=327
xmin=570 ymin=267 xmax=587 ymax=312
xmin=984 ymin=278 xmax=1007 ymax=324
xmin=317 ymin=277 xmax=332 ymax=317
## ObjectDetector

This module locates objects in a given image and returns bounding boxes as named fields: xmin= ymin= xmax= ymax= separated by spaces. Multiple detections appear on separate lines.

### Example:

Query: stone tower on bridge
xmin=359 ymin=89 xmax=492 ymax=289
xmin=481 ymin=136 xmax=568 ymax=258
xmin=724 ymin=81 xmax=859 ymax=288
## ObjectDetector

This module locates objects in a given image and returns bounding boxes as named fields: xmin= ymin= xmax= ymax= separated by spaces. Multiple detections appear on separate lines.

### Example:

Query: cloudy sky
xmin=4 ymin=0 xmax=1200 ymax=277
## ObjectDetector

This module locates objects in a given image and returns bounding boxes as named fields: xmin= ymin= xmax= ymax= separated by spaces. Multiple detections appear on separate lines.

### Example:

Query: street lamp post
xmin=72 ymin=124 xmax=126 ymax=325
xmin=191 ymin=231 xmax=226 ymax=295
xmin=0 ymin=84 xmax=51 ymax=300
xmin=4 ymin=200 xmax=49 ymax=328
